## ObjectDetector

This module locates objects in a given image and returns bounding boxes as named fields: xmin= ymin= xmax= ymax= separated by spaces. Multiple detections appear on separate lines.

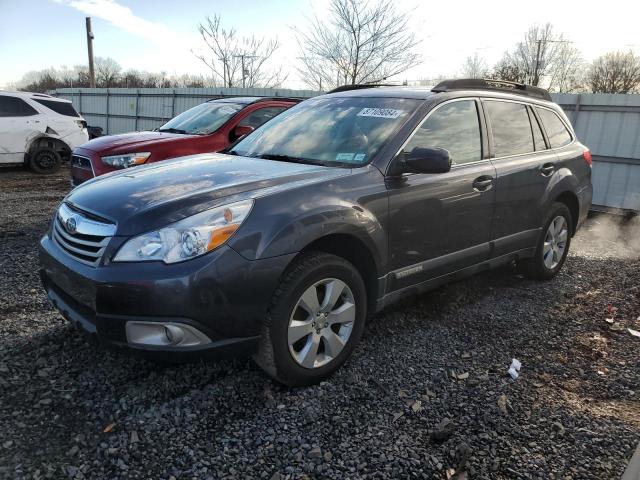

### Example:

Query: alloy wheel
xmin=287 ymin=278 xmax=355 ymax=369
xmin=543 ymin=215 xmax=568 ymax=269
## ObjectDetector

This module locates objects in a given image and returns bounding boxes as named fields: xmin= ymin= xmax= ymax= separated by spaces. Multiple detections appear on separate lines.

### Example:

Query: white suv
xmin=0 ymin=91 xmax=89 ymax=173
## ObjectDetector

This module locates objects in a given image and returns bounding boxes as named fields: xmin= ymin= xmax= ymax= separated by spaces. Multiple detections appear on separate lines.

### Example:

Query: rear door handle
xmin=472 ymin=176 xmax=494 ymax=192
xmin=540 ymin=163 xmax=555 ymax=176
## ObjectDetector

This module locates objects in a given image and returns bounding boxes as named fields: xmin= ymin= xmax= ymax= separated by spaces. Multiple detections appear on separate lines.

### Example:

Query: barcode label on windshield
xmin=357 ymin=108 xmax=404 ymax=119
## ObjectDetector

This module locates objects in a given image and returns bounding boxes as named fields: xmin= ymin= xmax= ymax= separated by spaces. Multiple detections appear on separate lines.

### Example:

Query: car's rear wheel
xmin=254 ymin=252 xmax=367 ymax=386
xmin=520 ymin=202 xmax=572 ymax=280
xmin=29 ymin=148 xmax=61 ymax=174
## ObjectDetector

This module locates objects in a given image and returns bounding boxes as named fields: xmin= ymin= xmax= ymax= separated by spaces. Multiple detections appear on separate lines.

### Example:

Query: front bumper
xmin=39 ymin=233 xmax=294 ymax=358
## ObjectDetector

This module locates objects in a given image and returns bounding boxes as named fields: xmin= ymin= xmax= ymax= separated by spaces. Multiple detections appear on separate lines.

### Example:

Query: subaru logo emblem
xmin=65 ymin=217 xmax=77 ymax=234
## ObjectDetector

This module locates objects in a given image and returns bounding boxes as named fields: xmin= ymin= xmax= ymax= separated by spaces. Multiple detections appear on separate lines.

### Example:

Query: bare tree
xmin=490 ymin=23 xmax=576 ymax=87
xmin=121 ymin=69 xmax=145 ymax=88
xmin=413 ymin=75 xmax=451 ymax=87
xmin=295 ymin=0 xmax=421 ymax=90
xmin=73 ymin=65 xmax=91 ymax=87
xmin=588 ymin=51 xmax=640 ymax=94
xmin=462 ymin=53 xmax=489 ymax=79
xmin=58 ymin=66 xmax=78 ymax=87
xmin=514 ymin=23 xmax=558 ymax=85
xmin=16 ymin=64 xmax=210 ymax=91
xmin=547 ymin=43 xmax=585 ymax=93
xmin=490 ymin=54 xmax=527 ymax=83
xmin=173 ymin=74 xmax=209 ymax=88
xmin=95 ymin=57 xmax=122 ymax=87
xmin=194 ymin=15 xmax=287 ymax=88
xmin=19 ymin=71 xmax=59 ymax=93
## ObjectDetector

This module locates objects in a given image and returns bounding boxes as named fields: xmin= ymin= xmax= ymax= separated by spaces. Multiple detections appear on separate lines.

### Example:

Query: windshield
xmin=229 ymin=96 xmax=421 ymax=166
xmin=159 ymin=102 xmax=243 ymax=135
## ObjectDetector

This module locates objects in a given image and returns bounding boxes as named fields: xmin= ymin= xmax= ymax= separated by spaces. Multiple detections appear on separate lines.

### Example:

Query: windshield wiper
xmin=158 ymin=127 xmax=189 ymax=134
xmin=255 ymin=153 xmax=329 ymax=167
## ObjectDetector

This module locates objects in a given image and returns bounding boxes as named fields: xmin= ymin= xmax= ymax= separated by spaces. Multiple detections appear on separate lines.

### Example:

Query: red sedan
xmin=70 ymin=96 xmax=299 ymax=185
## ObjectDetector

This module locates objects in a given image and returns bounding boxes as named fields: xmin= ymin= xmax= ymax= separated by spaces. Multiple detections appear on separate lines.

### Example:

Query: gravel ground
xmin=1 ymin=165 xmax=639 ymax=480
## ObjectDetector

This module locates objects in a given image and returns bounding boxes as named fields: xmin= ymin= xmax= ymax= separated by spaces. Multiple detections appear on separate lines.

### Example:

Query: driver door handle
xmin=472 ymin=176 xmax=494 ymax=192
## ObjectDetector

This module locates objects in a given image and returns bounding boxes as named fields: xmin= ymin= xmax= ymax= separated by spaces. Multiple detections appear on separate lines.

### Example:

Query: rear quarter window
xmin=537 ymin=108 xmax=572 ymax=148
xmin=33 ymin=99 xmax=80 ymax=117
xmin=529 ymin=108 xmax=547 ymax=151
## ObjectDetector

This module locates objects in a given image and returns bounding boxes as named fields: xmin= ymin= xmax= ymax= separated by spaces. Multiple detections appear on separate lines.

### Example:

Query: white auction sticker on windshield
xmin=336 ymin=153 xmax=355 ymax=162
xmin=357 ymin=108 xmax=405 ymax=119
xmin=336 ymin=152 xmax=367 ymax=163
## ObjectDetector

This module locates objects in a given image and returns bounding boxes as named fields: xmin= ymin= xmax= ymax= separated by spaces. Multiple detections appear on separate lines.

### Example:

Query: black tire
xmin=29 ymin=148 xmax=61 ymax=174
xmin=253 ymin=252 xmax=367 ymax=387
xmin=520 ymin=202 xmax=573 ymax=280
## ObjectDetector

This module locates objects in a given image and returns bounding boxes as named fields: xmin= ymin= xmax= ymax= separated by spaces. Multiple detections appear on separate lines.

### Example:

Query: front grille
xmin=52 ymin=204 xmax=115 ymax=267
xmin=71 ymin=154 xmax=93 ymax=170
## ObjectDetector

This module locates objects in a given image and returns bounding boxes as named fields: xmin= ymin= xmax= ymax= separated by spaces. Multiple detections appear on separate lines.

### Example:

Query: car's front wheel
xmin=254 ymin=252 xmax=367 ymax=386
xmin=520 ymin=202 xmax=573 ymax=280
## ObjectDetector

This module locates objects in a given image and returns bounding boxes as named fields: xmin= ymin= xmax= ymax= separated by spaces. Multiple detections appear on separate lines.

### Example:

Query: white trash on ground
xmin=508 ymin=358 xmax=522 ymax=380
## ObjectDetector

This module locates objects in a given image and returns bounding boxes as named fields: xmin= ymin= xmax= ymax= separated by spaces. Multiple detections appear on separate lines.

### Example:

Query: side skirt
xmin=374 ymin=247 xmax=535 ymax=312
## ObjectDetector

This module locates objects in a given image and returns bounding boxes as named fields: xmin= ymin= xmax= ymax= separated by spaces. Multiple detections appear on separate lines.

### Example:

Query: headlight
xmin=113 ymin=199 xmax=253 ymax=264
xmin=101 ymin=152 xmax=151 ymax=169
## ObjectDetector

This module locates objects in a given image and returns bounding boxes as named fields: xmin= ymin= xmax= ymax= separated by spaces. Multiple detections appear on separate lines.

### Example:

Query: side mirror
xmin=405 ymin=147 xmax=452 ymax=174
xmin=232 ymin=124 xmax=254 ymax=141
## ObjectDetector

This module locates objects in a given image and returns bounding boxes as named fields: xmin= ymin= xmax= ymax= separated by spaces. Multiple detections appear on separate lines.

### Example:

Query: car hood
xmin=80 ymin=131 xmax=199 ymax=152
xmin=65 ymin=153 xmax=351 ymax=235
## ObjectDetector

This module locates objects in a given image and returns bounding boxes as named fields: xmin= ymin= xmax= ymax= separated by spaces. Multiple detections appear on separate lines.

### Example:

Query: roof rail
xmin=249 ymin=97 xmax=303 ymax=103
xmin=206 ymin=96 xmax=302 ymax=104
xmin=431 ymin=78 xmax=552 ymax=101
xmin=326 ymin=84 xmax=403 ymax=94
xmin=0 ymin=90 xmax=53 ymax=98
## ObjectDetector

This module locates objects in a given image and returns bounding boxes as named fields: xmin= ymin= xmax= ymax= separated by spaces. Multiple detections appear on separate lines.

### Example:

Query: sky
xmin=1 ymin=0 xmax=640 ymax=89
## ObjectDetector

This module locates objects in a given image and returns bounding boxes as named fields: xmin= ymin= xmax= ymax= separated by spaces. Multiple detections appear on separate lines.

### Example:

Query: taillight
xmin=583 ymin=149 xmax=592 ymax=167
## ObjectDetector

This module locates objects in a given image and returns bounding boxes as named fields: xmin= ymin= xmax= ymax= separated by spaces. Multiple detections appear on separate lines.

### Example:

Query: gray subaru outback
xmin=39 ymin=79 xmax=592 ymax=386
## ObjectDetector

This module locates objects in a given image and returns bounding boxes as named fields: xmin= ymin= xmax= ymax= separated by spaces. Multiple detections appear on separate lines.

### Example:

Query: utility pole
xmin=533 ymin=38 xmax=572 ymax=87
xmin=533 ymin=39 xmax=542 ymax=86
xmin=233 ymin=54 xmax=257 ymax=88
xmin=86 ymin=17 xmax=96 ymax=88
xmin=218 ymin=56 xmax=227 ymax=87
xmin=241 ymin=54 xmax=246 ymax=88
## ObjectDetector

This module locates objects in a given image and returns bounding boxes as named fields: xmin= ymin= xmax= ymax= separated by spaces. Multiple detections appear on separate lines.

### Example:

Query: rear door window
xmin=537 ymin=108 xmax=572 ymax=148
xmin=239 ymin=106 xmax=288 ymax=129
xmin=485 ymin=100 xmax=534 ymax=157
xmin=404 ymin=100 xmax=482 ymax=165
xmin=0 ymin=96 xmax=38 ymax=117
xmin=33 ymin=99 xmax=80 ymax=117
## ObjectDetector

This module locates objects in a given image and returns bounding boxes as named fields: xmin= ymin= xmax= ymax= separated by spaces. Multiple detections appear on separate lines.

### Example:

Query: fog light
xmin=164 ymin=325 xmax=185 ymax=345
xmin=165 ymin=326 xmax=175 ymax=343
xmin=125 ymin=321 xmax=211 ymax=348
